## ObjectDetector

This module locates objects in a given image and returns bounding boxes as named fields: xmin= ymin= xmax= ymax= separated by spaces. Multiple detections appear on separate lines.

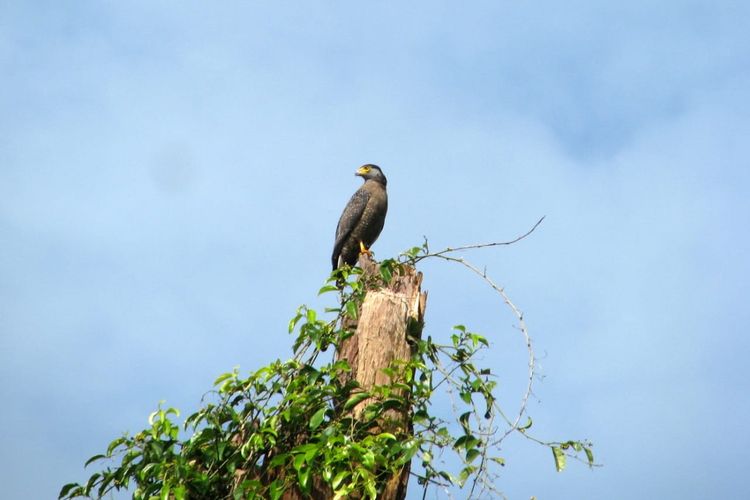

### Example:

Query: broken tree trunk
xmin=278 ymin=254 xmax=427 ymax=500
xmin=335 ymin=254 xmax=428 ymax=500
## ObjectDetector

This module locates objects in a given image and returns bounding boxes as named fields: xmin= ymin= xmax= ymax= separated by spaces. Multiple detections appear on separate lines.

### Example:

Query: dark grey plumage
xmin=332 ymin=164 xmax=388 ymax=270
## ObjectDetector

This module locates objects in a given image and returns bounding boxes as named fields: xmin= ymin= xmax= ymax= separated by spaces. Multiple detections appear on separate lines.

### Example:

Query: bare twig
xmin=410 ymin=217 xmax=546 ymax=499
xmin=408 ymin=216 xmax=544 ymax=433
xmin=414 ymin=216 xmax=545 ymax=263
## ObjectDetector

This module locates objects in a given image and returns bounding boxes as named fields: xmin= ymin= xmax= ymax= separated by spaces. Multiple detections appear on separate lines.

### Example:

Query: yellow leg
xmin=359 ymin=241 xmax=373 ymax=256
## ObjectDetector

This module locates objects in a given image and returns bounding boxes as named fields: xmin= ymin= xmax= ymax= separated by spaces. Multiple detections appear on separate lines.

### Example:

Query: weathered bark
xmin=335 ymin=254 xmax=428 ymax=500
xmin=277 ymin=255 xmax=427 ymax=500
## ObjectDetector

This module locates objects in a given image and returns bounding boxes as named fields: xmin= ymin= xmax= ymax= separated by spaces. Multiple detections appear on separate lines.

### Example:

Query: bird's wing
xmin=332 ymin=187 xmax=370 ymax=264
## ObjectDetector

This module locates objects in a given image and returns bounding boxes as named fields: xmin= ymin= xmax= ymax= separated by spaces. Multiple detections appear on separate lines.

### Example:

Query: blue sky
xmin=2 ymin=1 xmax=749 ymax=498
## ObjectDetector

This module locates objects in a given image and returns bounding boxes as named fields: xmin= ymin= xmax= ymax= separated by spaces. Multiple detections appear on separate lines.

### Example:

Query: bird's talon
xmin=359 ymin=241 xmax=373 ymax=256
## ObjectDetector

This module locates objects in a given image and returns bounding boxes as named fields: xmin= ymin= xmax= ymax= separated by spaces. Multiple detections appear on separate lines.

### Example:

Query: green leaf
xmin=172 ymin=486 xmax=186 ymax=500
xmin=293 ymin=453 xmax=306 ymax=472
xmin=58 ymin=483 xmax=80 ymax=499
xmin=465 ymin=436 xmax=480 ymax=450
xmin=344 ymin=391 xmax=370 ymax=410
xmin=269 ymin=480 xmax=285 ymax=500
xmin=331 ymin=359 xmax=351 ymax=373
xmin=309 ymin=407 xmax=326 ymax=430
xmin=381 ymin=397 xmax=405 ymax=411
xmin=459 ymin=411 xmax=471 ymax=431
xmin=84 ymin=472 xmax=101 ymax=495
xmin=95 ymin=476 xmax=114 ymax=500
xmin=364 ymin=478 xmax=377 ymax=499
xmin=438 ymin=470 xmax=454 ymax=484
xmin=303 ymin=443 xmax=319 ymax=461
xmin=398 ymin=440 xmax=419 ymax=465
xmin=470 ymin=333 xmax=489 ymax=347
xmin=519 ymin=416 xmax=533 ymax=431
xmin=84 ymin=454 xmax=106 ymax=467
xmin=458 ymin=465 xmax=477 ymax=485
xmin=380 ymin=264 xmax=392 ymax=283
xmin=298 ymin=466 xmax=311 ymax=490
xmin=213 ymin=372 xmax=234 ymax=387
xmin=361 ymin=449 xmax=376 ymax=469
xmin=106 ymin=436 xmax=127 ymax=456
xmin=306 ymin=308 xmax=316 ymax=323
xmin=377 ymin=432 xmax=397 ymax=442
xmin=269 ymin=453 xmax=288 ymax=468
xmin=331 ymin=470 xmax=349 ymax=490
xmin=552 ymin=446 xmax=566 ymax=472
xmin=453 ymin=435 xmax=467 ymax=449
xmin=160 ymin=483 xmax=171 ymax=500
xmin=318 ymin=284 xmax=339 ymax=295
xmin=322 ymin=467 xmax=333 ymax=482
xmin=585 ymin=446 xmax=595 ymax=465
xmin=466 ymin=448 xmax=481 ymax=463
xmin=345 ymin=300 xmax=358 ymax=319
xmin=288 ymin=310 xmax=303 ymax=333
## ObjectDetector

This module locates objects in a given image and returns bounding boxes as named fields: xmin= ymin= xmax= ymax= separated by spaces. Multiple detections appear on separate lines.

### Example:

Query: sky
xmin=1 ymin=1 xmax=749 ymax=498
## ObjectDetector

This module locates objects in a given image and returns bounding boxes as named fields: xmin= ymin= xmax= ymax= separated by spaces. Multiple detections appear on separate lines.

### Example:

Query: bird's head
xmin=356 ymin=164 xmax=387 ymax=186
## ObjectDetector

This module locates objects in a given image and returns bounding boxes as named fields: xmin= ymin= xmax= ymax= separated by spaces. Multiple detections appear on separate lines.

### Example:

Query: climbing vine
xmin=60 ymin=233 xmax=595 ymax=500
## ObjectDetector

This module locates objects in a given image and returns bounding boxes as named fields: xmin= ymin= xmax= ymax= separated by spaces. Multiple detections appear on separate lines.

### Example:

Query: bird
xmin=332 ymin=164 xmax=388 ymax=271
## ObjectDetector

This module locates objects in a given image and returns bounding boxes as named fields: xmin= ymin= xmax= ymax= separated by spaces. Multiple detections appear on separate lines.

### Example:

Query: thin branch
xmin=407 ymin=216 xmax=547 ymax=498
xmin=414 ymin=216 xmax=545 ymax=262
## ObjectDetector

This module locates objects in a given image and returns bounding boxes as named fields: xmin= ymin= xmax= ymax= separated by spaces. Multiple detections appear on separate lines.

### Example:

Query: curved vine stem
xmin=440 ymin=254 xmax=535 ymax=442
xmin=414 ymin=217 xmax=545 ymax=441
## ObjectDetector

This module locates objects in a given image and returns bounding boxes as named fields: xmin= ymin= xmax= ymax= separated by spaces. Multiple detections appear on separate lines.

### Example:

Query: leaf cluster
xmin=60 ymin=254 xmax=595 ymax=500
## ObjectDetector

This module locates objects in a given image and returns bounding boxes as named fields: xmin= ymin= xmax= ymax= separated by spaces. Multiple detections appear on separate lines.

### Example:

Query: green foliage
xmin=60 ymin=253 xmax=595 ymax=500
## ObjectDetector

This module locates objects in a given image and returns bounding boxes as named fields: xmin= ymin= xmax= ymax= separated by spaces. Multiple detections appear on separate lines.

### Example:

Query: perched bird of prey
xmin=332 ymin=164 xmax=388 ymax=270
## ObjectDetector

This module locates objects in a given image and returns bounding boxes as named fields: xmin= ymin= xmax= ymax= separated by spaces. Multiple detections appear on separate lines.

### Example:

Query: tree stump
xmin=336 ymin=254 xmax=428 ymax=500
xmin=279 ymin=254 xmax=427 ymax=500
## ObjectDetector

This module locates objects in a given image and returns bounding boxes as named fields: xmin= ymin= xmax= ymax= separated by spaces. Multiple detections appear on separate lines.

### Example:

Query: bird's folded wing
xmin=333 ymin=188 xmax=370 ymax=258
